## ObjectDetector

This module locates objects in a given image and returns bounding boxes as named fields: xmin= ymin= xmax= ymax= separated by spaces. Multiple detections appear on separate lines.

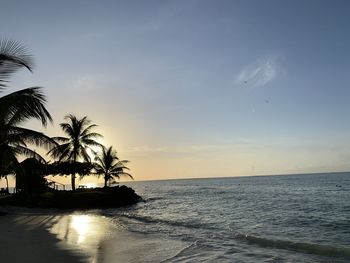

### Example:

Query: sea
xmin=93 ymin=172 xmax=350 ymax=262
xmin=7 ymin=172 xmax=349 ymax=262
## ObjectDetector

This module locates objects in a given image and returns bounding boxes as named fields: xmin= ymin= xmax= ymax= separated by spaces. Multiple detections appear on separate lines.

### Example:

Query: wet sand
xmin=0 ymin=213 xmax=87 ymax=263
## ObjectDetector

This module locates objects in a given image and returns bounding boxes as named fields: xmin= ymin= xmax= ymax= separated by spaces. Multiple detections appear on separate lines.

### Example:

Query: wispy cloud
xmin=234 ymin=57 xmax=279 ymax=89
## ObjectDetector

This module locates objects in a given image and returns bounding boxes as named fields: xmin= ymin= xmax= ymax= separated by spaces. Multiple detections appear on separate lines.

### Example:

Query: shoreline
xmin=0 ymin=208 xmax=187 ymax=263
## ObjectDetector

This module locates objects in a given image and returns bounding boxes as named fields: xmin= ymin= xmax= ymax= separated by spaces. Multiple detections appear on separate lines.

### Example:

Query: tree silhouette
xmin=94 ymin=145 xmax=133 ymax=187
xmin=0 ymin=40 xmax=55 ymax=191
xmin=49 ymin=114 xmax=102 ymax=191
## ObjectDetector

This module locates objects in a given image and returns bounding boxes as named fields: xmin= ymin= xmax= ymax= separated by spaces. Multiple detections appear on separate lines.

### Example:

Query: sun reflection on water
xmin=78 ymin=183 xmax=98 ymax=189
xmin=49 ymin=213 xmax=121 ymax=263
xmin=51 ymin=214 xmax=111 ymax=247
xmin=70 ymin=215 xmax=92 ymax=244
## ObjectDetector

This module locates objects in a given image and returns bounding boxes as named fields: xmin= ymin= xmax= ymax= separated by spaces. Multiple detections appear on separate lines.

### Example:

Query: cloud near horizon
xmin=234 ymin=57 xmax=279 ymax=89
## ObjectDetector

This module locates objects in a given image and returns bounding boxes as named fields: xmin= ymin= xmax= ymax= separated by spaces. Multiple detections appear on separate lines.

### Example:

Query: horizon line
xmin=125 ymin=170 xmax=350 ymax=183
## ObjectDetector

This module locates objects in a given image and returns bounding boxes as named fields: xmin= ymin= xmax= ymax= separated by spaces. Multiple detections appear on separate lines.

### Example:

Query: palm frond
xmin=15 ymin=146 xmax=47 ymax=163
xmin=0 ymin=87 xmax=52 ymax=126
xmin=48 ymin=143 xmax=71 ymax=160
xmin=51 ymin=136 xmax=69 ymax=143
xmin=10 ymin=126 xmax=57 ymax=149
xmin=80 ymin=146 xmax=92 ymax=162
xmin=80 ymin=124 xmax=98 ymax=136
xmin=82 ymin=139 xmax=103 ymax=148
xmin=59 ymin=122 xmax=74 ymax=136
xmin=0 ymin=39 xmax=33 ymax=87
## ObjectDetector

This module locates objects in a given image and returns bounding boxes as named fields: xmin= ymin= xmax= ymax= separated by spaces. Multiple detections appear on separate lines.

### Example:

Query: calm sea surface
xmin=101 ymin=173 xmax=350 ymax=262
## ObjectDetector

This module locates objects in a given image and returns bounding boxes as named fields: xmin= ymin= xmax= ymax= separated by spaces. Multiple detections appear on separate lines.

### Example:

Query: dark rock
xmin=0 ymin=186 xmax=141 ymax=209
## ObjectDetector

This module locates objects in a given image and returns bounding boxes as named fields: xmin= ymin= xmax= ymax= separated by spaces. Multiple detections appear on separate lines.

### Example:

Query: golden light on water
xmin=49 ymin=214 xmax=114 ymax=263
xmin=79 ymin=182 xmax=98 ymax=189
xmin=70 ymin=215 xmax=92 ymax=244
xmin=51 ymin=214 xmax=112 ymax=249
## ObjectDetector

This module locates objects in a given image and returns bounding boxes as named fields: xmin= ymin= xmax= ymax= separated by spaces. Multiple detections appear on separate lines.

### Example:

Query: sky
xmin=1 ymin=0 xmax=350 ymax=185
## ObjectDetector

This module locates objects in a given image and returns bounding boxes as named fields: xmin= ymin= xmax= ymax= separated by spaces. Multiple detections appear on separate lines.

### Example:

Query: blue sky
xmin=2 ymin=0 xmax=350 ymax=181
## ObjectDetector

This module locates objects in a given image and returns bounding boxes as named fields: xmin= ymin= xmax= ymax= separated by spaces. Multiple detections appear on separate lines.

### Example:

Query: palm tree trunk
xmin=72 ymin=154 xmax=77 ymax=191
xmin=5 ymin=175 xmax=9 ymax=193
xmin=71 ymin=173 xmax=76 ymax=191
xmin=104 ymin=175 xmax=108 ymax=188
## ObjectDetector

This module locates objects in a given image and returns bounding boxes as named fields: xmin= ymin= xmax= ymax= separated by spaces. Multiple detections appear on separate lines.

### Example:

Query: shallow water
xmin=102 ymin=173 xmax=350 ymax=262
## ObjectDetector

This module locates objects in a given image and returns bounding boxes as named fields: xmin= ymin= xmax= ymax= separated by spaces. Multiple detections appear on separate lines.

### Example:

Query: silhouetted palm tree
xmin=94 ymin=146 xmax=133 ymax=187
xmin=49 ymin=114 xmax=102 ymax=191
xmin=0 ymin=40 xmax=55 ymax=191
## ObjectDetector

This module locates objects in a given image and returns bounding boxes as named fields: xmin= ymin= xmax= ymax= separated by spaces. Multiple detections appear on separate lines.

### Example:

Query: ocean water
xmin=100 ymin=173 xmax=350 ymax=262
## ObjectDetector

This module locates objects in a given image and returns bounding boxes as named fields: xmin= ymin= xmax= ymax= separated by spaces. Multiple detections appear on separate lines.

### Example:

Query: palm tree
xmin=94 ymin=146 xmax=133 ymax=187
xmin=49 ymin=114 xmax=102 ymax=191
xmin=0 ymin=88 xmax=56 ymax=176
xmin=0 ymin=40 xmax=55 ymax=191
